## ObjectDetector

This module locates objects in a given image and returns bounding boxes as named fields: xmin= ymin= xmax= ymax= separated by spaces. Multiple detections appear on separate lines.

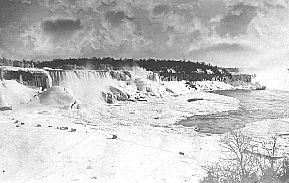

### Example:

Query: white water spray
xmin=252 ymin=67 xmax=289 ymax=91
xmin=49 ymin=70 xmax=117 ymax=104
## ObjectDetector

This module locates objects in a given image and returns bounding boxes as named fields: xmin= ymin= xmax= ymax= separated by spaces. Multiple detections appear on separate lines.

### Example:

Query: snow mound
xmin=39 ymin=86 xmax=76 ymax=108
xmin=0 ymin=80 xmax=36 ymax=107
xmin=133 ymin=78 xmax=167 ymax=97
xmin=0 ymin=85 xmax=9 ymax=108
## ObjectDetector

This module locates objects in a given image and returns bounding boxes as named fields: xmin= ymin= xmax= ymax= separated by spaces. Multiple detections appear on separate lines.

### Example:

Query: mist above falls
xmin=238 ymin=67 xmax=289 ymax=91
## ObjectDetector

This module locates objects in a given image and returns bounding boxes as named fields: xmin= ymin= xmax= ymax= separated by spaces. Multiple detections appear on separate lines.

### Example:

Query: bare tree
xmin=201 ymin=131 xmax=289 ymax=183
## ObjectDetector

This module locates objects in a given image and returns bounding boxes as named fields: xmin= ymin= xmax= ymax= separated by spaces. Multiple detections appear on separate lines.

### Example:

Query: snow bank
xmin=163 ymin=81 xmax=192 ymax=95
xmin=194 ymin=81 xmax=235 ymax=91
xmin=0 ymin=80 xmax=36 ymax=107
xmin=116 ymin=80 xmax=236 ymax=102
xmin=158 ymin=81 xmax=234 ymax=96
xmin=0 ymin=85 xmax=9 ymax=108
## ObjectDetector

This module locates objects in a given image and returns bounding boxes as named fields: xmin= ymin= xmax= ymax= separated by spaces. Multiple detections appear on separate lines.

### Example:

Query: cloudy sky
xmin=0 ymin=0 xmax=289 ymax=67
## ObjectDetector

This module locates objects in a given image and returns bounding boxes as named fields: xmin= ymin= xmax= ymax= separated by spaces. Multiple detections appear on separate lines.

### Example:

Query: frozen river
xmin=178 ymin=89 xmax=289 ymax=134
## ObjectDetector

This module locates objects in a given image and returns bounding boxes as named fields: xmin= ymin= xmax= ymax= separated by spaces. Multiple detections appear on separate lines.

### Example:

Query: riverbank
xmin=0 ymin=79 xmax=239 ymax=183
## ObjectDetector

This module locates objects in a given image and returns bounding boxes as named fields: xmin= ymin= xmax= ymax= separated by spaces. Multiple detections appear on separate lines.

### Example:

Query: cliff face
xmin=0 ymin=66 xmax=52 ymax=89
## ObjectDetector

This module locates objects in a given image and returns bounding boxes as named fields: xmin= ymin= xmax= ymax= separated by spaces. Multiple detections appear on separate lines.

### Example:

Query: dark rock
xmin=107 ymin=97 xmax=115 ymax=104
xmin=0 ymin=106 xmax=12 ymax=111
xmin=166 ymin=88 xmax=174 ymax=93
xmin=179 ymin=152 xmax=185 ymax=155
xmin=256 ymin=85 xmax=266 ymax=90
xmin=112 ymin=134 xmax=117 ymax=139
xmin=59 ymin=127 xmax=68 ymax=130
xmin=194 ymin=126 xmax=200 ymax=132
xmin=71 ymin=99 xmax=82 ymax=109
xmin=187 ymin=98 xmax=204 ymax=102
xmin=107 ymin=134 xmax=117 ymax=139
xmin=69 ymin=128 xmax=76 ymax=132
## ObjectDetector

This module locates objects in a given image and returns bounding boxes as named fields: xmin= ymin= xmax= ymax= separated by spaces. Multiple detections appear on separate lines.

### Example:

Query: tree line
xmin=0 ymin=57 xmax=232 ymax=81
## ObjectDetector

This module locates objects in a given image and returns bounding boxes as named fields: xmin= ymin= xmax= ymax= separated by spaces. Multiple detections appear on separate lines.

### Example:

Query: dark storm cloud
xmin=153 ymin=4 xmax=170 ymax=16
xmin=104 ymin=11 xmax=131 ymax=27
xmin=0 ymin=0 xmax=26 ymax=28
xmin=195 ymin=0 xmax=226 ymax=19
xmin=217 ymin=3 xmax=257 ymax=37
xmin=42 ymin=19 xmax=82 ymax=34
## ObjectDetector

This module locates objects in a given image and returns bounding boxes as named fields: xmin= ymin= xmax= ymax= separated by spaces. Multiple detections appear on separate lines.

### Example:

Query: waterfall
xmin=47 ymin=69 xmax=162 ymax=104
xmin=48 ymin=70 xmax=115 ymax=104
xmin=49 ymin=70 xmax=111 ymax=86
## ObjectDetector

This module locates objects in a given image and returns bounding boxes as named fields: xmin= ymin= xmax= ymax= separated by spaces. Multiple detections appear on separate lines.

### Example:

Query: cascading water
xmin=47 ymin=68 xmax=163 ymax=105
xmin=49 ymin=70 xmax=111 ymax=86
xmin=48 ymin=70 xmax=116 ymax=104
xmin=252 ymin=67 xmax=289 ymax=91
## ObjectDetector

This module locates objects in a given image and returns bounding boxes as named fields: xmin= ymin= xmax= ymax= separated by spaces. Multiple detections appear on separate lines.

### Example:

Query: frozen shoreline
xmin=0 ymin=80 xmax=241 ymax=183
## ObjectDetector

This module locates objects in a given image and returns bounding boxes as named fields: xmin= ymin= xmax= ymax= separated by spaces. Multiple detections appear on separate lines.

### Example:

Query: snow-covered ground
xmin=0 ymin=79 xmax=240 ymax=183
